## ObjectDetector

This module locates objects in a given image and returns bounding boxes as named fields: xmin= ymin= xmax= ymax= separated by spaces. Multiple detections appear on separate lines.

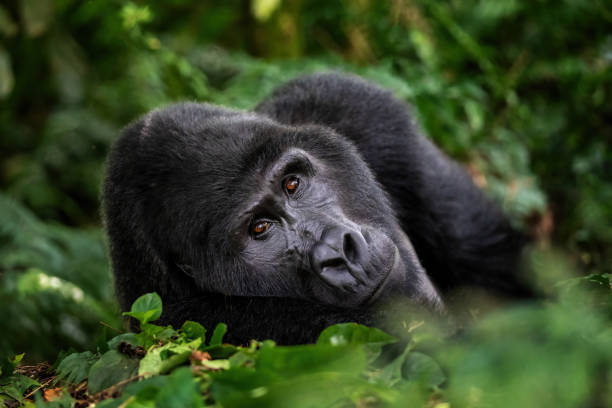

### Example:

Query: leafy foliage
xmin=2 ymin=288 xmax=611 ymax=407
xmin=0 ymin=193 xmax=118 ymax=362
xmin=0 ymin=0 xmax=610 ymax=406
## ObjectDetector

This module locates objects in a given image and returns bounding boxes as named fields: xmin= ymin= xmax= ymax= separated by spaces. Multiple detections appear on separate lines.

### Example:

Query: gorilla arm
xmin=159 ymin=294 xmax=379 ymax=345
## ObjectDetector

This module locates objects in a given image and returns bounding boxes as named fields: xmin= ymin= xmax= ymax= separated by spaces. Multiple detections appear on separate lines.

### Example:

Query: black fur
xmin=103 ymin=73 xmax=528 ymax=344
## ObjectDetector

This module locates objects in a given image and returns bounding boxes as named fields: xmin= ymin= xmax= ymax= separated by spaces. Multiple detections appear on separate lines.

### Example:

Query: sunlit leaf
xmin=251 ymin=0 xmax=282 ymax=22
xmin=123 ymin=293 xmax=163 ymax=325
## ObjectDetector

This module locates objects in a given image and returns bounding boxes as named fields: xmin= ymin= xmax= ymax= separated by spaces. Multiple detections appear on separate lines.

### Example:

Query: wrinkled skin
xmin=103 ymin=73 xmax=528 ymax=344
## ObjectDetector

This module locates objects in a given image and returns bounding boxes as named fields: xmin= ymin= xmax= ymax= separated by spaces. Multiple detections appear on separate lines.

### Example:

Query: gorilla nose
xmin=310 ymin=226 xmax=368 ymax=291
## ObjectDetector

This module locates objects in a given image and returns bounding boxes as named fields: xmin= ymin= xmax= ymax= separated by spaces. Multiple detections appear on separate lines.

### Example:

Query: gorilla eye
xmin=284 ymin=176 xmax=300 ymax=194
xmin=252 ymin=220 xmax=272 ymax=237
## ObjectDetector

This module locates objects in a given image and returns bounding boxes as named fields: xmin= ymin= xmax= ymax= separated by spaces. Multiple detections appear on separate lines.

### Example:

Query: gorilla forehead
xmin=134 ymin=103 xmax=385 ymax=245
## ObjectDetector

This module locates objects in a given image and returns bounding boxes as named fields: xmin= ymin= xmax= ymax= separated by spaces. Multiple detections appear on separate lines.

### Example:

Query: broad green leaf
xmin=124 ymin=375 xmax=169 ymax=396
xmin=138 ymin=323 xmax=177 ymax=349
xmin=138 ymin=339 xmax=201 ymax=377
xmin=155 ymin=367 xmax=203 ymax=408
xmin=56 ymin=351 xmax=98 ymax=384
xmin=100 ymin=376 xmax=171 ymax=408
xmin=94 ymin=397 xmax=129 ymax=408
xmin=317 ymin=323 xmax=397 ymax=346
xmin=123 ymin=293 xmax=162 ymax=325
xmin=107 ymin=333 xmax=143 ymax=350
xmin=376 ymin=345 xmax=412 ymax=387
xmin=402 ymin=352 xmax=445 ymax=388
xmin=88 ymin=350 xmax=139 ymax=394
xmin=317 ymin=323 xmax=397 ymax=361
xmin=201 ymin=344 xmax=239 ymax=360
xmin=256 ymin=344 xmax=366 ymax=377
xmin=0 ymin=385 xmax=22 ymax=403
xmin=229 ymin=351 xmax=255 ymax=368
xmin=211 ymin=370 xmax=398 ymax=408
xmin=0 ymin=374 xmax=39 ymax=402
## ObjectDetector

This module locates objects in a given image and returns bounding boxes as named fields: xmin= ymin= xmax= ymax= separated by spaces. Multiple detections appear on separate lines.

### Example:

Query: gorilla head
xmin=104 ymin=103 xmax=441 ymax=315
xmin=104 ymin=73 xmax=527 ymax=343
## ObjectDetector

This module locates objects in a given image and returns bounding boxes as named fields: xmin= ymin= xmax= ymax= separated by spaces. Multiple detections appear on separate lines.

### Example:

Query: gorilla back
xmin=103 ymin=73 xmax=528 ymax=344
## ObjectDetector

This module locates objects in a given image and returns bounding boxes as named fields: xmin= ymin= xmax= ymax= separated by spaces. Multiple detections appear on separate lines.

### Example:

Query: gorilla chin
xmin=104 ymin=73 xmax=529 ymax=344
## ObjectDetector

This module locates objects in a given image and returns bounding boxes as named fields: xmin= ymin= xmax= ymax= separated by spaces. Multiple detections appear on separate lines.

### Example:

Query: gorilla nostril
xmin=343 ymin=233 xmax=358 ymax=264
xmin=320 ymin=257 xmax=345 ymax=270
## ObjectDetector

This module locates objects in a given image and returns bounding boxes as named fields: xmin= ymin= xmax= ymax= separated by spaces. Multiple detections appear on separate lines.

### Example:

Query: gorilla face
xmin=120 ymin=107 xmax=441 ymax=313
xmin=232 ymin=148 xmax=401 ymax=308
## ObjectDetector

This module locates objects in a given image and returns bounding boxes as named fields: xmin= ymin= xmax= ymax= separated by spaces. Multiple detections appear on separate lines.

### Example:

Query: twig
xmin=99 ymin=321 xmax=123 ymax=333
xmin=24 ymin=377 xmax=55 ymax=399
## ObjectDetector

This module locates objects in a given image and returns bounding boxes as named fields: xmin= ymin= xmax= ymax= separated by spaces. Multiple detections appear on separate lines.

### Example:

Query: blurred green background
xmin=0 ymin=0 xmax=610 ymax=365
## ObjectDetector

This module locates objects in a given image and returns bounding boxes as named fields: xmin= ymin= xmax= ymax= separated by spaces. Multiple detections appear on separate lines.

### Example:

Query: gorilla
xmin=103 ymin=73 xmax=529 ymax=344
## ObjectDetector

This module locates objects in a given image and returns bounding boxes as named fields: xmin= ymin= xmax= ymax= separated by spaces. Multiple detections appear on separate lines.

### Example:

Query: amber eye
xmin=252 ymin=220 xmax=271 ymax=236
xmin=285 ymin=176 xmax=300 ymax=194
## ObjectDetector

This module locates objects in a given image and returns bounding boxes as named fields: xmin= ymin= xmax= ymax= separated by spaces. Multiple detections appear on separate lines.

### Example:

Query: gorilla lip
xmin=364 ymin=245 xmax=399 ymax=307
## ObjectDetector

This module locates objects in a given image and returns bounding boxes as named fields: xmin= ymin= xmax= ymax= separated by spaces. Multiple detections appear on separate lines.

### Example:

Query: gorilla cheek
xmin=392 ymin=229 xmax=445 ymax=311
xmin=240 ymin=245 xmax=306 ymax=298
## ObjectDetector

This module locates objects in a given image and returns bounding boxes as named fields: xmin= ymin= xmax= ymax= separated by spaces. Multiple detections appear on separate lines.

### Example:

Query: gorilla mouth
xmin=364 ymin=245 xmax=400 ymax=306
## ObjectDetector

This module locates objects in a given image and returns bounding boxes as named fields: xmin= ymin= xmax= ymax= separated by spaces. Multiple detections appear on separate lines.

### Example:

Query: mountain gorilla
xmin=103 ymin=73 xmax=529 ymax=344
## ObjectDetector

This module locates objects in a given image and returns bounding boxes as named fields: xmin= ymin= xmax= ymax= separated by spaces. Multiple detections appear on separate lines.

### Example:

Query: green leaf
xmin=0 ymin=354 xmax=24 ymax=378
xmin=317 ymin=323 xmax=397 ymax=346
xmin=181 ymin=321 xmax=206 ymax=341
xmin=251 ymin=0 xmax=282 ymax=22
xmin=201 ymin=344 xmax=239 ymax=360
xmin=0 ymin=374 xmax=39 ymax=403
xmin=107 ymin=332 xmax=143 ymax=350
xmin=209 ymin=323 xmax=227 ymax=346
xmin=124 ymin=375 xmax=169 ymax=396
xmin=138 ymin=323 xmax=177 ymax=349
xmin=56 ymin=351 xmax=98 ymax=384
xmin=317 ymin=323 xmax=397 ymax=361
xmin=123 ymin=293 xmax=163 ymax=325
xmin=0 ymin=385 xmax=22 ymax=403
xmin=138 ymin=339 xmax=201 ymax=377
xmin=155 ymin=367 xmax=203 ymax=408
xmin=376 ymin=345 xmax=412 ymax=387
xmin=102 ymin=375 xmax=171 ymax=407
xmin=211 ymin=369 xmax=395 ymax=408
xmin=256 ymin=344 xmax=366 ymax=378
xmin=402 ymin=352 xmax=446 ymax=388
xmin=88 ymin=350 xmax=139 ymax=394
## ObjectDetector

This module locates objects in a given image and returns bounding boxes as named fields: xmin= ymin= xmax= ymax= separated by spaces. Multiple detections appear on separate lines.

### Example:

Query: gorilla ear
xmin=176 ymin=263 xmax=195 ymax=278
